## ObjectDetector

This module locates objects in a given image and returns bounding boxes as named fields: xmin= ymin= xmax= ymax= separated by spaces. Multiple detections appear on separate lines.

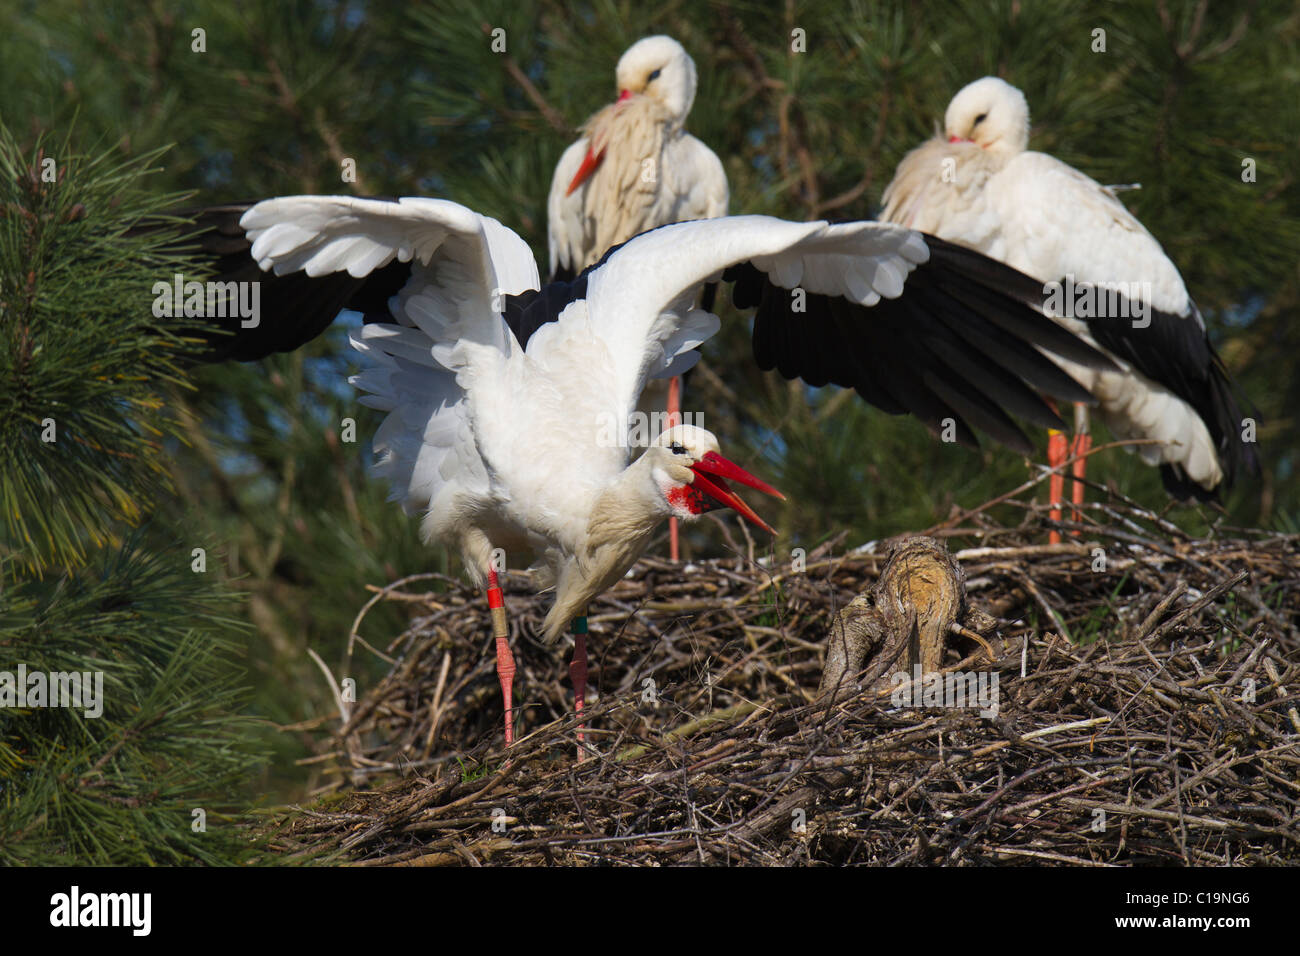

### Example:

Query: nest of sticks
xmin=268 ymin=495 xmax=1300 ymax=866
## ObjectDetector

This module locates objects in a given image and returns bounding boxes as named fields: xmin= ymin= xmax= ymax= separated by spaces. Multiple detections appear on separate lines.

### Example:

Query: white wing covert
xmin=241 ymin=195 xmax=541 ymax=516
xmin=573 ymin=215 xmax=932 ymax=434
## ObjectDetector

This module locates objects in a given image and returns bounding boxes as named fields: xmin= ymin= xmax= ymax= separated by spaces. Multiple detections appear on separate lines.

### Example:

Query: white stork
xmin=881 ymin=76 xmax=1254 ymax=538
xmin=547 ymin=34 xmax=728 ymax=281
xmin=548 ymin=36 xmax=728 ymax=560
xmin=193 ymin=194 xmax=1117 ymax=749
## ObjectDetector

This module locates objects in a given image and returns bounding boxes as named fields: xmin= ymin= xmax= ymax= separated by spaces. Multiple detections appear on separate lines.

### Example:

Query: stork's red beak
xmin=948 ymin=135 xmax=972 ymax=144
xmin=688 ymin=451 xmax=785 ymax=535
xmin=565 ymin=91 xmax=634 ymax=196
xmin=565 ymin=145 xmax=605 ymax=196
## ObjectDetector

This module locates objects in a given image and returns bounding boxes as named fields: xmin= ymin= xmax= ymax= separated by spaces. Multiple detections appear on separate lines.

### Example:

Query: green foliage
xmin=0 ymin=123 xmax=262 ymax=863
xmin=0 ymin=539 xmax=257 ymax=865
xmin=0 ymin=127 xmax=197 ymax=572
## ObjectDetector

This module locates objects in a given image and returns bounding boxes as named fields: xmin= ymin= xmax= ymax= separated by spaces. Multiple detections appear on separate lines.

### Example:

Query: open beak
xmin=689 ymin=451 xmax=785 ymax=535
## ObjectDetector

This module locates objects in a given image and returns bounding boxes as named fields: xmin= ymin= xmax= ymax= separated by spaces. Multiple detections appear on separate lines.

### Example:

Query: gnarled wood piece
xmin=819 ymin=536 xmax=974 ymax=699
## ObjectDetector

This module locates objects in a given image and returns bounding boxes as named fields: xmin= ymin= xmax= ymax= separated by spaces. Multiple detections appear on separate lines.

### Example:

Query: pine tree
xmin=0 ymin=126 xmax=261 ymax=864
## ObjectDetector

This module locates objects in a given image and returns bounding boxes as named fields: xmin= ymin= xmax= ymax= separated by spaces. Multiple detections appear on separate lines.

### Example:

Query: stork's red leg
xmin=487 ymin=567 xmax=515 ymax=746
xmin=666 ymin=375 xmax=682 ymax=430
xmin=569 ymin=612 xmax=589 ymax=761
xmin=667 ymin=375 xmax=682 ymax=561
xmin=1047 ymin=427 xmax=1067 ymax=545
xmin=1070 ymin=403 xmax=1091 ymax=529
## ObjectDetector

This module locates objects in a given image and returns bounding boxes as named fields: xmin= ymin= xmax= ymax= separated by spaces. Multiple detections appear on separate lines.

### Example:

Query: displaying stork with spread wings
xmin=184 ymin=194 xmax=1117 ymax=749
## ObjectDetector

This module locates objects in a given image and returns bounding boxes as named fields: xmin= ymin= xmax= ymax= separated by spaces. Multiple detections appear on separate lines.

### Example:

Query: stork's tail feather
xmin=1193 ymin=351 xmax=1259 ymax=498
xmin=348 ymin=323 xmax=466 ymax=516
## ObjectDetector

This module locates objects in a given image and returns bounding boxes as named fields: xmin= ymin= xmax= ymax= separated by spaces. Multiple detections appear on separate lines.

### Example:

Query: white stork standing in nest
xmin=187 ymin=194 xmax=1118 ymax=751
xmin=547 ymin=35 xmax=728 ymax=558
xmin=881 ymin=76 xmax=1254 ymax=540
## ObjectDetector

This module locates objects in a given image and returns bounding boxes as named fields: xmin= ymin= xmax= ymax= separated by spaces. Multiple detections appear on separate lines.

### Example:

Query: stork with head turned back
xmin=881 ymin=77 xmax=1255 ymax=540
xmin=548 ymin=35 xmax=728 ymax=560
xmin=185 ymin=194 xmax=1118 ymax=751
xmin=548 ymin=34 xmax=728 ymax=281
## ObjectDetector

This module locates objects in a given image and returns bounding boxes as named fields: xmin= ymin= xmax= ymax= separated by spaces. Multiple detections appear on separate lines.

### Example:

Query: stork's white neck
xmin=539 ymin=452 xmax=670 ymax=641
xmin=585 ymin=451 xmax=674 ymax=553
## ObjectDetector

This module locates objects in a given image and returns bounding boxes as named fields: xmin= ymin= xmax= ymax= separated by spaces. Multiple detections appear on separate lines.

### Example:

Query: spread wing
xmin=567 ymin=216 xmax=1114 ymax=454
xmin=235 ymin=195 xmax=540 ymax=516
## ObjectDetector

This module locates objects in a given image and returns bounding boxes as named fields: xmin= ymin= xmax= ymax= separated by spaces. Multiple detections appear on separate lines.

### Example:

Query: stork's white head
xmin=943 ymin=76 xmax=1030 ymax=157
xmin=645 ymin=424 xmax=783 ymax=533
xmin=614 ymin=35 xmax=698 ymax=124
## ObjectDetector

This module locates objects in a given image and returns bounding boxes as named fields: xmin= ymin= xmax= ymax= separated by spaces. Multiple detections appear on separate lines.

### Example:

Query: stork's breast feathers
xmin=880 ymin=138 xmax=998 ymax=236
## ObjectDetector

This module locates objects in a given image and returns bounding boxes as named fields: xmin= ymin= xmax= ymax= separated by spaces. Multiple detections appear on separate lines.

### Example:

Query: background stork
xmin=547 ymin=34 xmax=728 ymax=281
xmin=548 ymin=35 xmax=729 ymax=559
xmin=880 ymin=76 xmax=1255 ymax=540
xmin=199 ymin=194 xmax=1115 ymax=748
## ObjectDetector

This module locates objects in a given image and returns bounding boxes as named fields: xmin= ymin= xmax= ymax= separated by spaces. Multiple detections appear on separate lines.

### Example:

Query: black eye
xmin=670 ymin=441 xmax=687 ymax=455
xmin=973 ymin=112 xmax=988 ymax=125
xmin=648 ymin=68 xmax=661 ymax=82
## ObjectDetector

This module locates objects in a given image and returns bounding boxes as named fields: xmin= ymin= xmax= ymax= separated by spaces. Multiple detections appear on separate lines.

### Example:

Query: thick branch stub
xmin=819 ymin=536 xmax=970 ymax=699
